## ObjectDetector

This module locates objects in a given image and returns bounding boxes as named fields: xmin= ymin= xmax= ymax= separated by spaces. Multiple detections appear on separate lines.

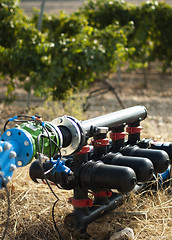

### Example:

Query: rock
xmin=109 ymin=227 xmax=134 ymax=240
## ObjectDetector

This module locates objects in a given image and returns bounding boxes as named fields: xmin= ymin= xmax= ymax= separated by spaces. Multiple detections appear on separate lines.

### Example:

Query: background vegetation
xmin=0 ymin=0 xmax=172 ymax=100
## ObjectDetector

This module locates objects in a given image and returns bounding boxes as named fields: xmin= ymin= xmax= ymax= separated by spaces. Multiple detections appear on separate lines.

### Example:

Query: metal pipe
xmin=82 ymin=105 xmax=147 ymax=137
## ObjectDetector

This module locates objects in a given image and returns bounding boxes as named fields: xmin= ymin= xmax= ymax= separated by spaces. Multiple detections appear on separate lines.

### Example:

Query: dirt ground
xmin=20 ymin=0 xmax=83 ymax=16
xmin=20 ymin=0 xmax=172 ymax=16
xmin=1 ymin=67 xmax=172 ymax=140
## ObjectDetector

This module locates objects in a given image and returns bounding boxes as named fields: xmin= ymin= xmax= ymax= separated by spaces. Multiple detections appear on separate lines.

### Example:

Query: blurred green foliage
xmin=0 ymin=0 xmax=172 ymax=100
xmin=81 ymin=0 xmax=172 ymax=71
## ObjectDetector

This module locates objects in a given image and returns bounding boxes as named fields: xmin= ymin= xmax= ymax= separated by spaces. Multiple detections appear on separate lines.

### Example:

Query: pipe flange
xmin=52 ymin=116 xmax=81 ymax=156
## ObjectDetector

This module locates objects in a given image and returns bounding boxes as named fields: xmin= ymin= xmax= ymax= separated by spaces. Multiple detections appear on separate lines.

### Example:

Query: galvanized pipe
xmin=82 ymin=105 xmax=147 ymax=137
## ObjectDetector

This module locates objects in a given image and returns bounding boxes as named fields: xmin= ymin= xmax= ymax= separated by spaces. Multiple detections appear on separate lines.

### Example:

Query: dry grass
xmin=88 ymin=187 xmax=172 ymax=240
xmin=0 ymin=162 xmax=171 ymax=239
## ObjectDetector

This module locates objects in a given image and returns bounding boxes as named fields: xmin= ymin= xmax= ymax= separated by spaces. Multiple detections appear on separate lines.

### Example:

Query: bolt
xmin=10 ymin=151 xmax=17 ymax=159
xmin=10 ymin=164 xmax=16 ymax=172
xmin=6 ymin=131 xmax=11 ymax=137
xmin=4 ymin=142 xmax=12 ymax=150
xmin=0 ymin=171 xmax=4 ymax=177
xmin=71 ymin=144 xmax=76 ymax=150
xmin=6 ymin=176 xmax=11 ymax=182
xmin=17 ymin=160 xmax=23 ymax=167
xmin=0 ymin=146 xmax=3 ymax=153
xmin=68 ymin=175 xmax=75 ymax=181
xmin=59 ymin=118 xmax=63 ymax=123
xmin=24 ymin=140 xmax=29 ymax=146
xmin=62 ymin=150 xmax=67 ymax=155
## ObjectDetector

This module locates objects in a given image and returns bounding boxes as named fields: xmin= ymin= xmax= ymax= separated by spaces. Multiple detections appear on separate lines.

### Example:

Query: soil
xmin=20 ymin=0 xmax=172 ymax=16
xmin=1 ymin=66 xmax=172 ymax=139
xmin=20 ymin=0 xmax=83 ymax=16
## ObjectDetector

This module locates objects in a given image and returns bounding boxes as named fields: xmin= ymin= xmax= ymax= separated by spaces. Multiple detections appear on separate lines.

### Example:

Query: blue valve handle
xmin=52 ymin=158 xmax=72 ymax=175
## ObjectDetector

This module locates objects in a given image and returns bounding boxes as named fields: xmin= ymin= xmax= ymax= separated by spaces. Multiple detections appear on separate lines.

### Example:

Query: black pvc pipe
xmin=78 ymin=183 xmax=146 ymax=228
xmin=64 ymin=184 xmax=146 ymax=231
xmin=64 ymin=192 xmax=126 ymax=231
xmin=82 ymin=105 xmax=147 ymax=137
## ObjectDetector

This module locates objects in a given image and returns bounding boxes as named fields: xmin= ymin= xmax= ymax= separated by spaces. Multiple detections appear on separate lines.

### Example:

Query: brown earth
xmin=20 ymin=0 xmax=172 ymax=16
xmin=1 ymin=66 xmax=172 ymax=139
xmin=20 ymin=0 xmax=83 ymax=16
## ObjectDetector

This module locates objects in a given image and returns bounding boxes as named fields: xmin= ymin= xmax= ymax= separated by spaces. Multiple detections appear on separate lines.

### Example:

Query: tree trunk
xmin=103 ymin=78 xmax=125 ymax=109
xmin=37 ymin=0 xmax=46 ymax=31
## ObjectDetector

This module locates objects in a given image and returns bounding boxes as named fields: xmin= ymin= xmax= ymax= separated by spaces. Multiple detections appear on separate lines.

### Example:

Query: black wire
xmin=37 ymin=139 xmax=64 ymax=240
xmin=17 ymin=115 xmax=33 ymax=118
xmin=3 ymin=115 xmax=34 ymax=132
xmin=40 ymin=125 xmax=63 ymax=194
xmin=52 ymin=199 xmax=64 ymax=240
xmin=43 ymin=123 xmax=60 ymax=157
xmin=12 ymin=120 xmax=29 ymax=123
xmin=0 ymin=175 xmax=10 ymax=240
xmin=37 ymin=134 xmax=62 ymax=159
xmin=37 ymin=134 xmax=59 ymax=197
xmin=37 ymin=125 xmax=66 ymax=240
xmin=3 ymin=120 xmax=10 ymax=132
xmin=37 ymin=152 xmax=59 ymax=200
xmin=37 ymin=133 xmax=63 ymax=190
xmin=42 ymin=125 xmax=52 ymax=160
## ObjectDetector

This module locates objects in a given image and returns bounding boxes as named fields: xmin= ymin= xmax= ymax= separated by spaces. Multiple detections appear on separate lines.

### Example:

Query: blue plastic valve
xmin=51 ymin=158 xmax=72 ymax=175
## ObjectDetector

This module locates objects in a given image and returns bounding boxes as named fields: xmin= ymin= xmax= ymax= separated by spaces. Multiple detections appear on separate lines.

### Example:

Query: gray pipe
xmin=82 ymin=105 xmax=147 ymax=137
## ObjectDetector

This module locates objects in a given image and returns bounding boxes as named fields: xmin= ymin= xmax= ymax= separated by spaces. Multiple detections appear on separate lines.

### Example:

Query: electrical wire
xmin=42 ymin=125 xmax=52 ymax=160
xmin=37 ymin=152 xmax=59 ymax=200
xmin=37 ymin=157 xmax=64 ymax=240
xmin=52 ymin=199 xmax=64 ymax=240
xmin=37 ymin=125 xmax=64 ymax=240
xmin=0 ymin=175 xmax=10 ymax=240
xmin=37 ymin=134 xmax=62 ymax=159
xmin=3 ymin=119 xmax=10 ymax=132
xmin=3 ymin=115 xmax=34 ymax=132
xmin=37 ymin=133 xmax=60 ymax=200
xmin=46 ymin=125 xmax=59 ymax=157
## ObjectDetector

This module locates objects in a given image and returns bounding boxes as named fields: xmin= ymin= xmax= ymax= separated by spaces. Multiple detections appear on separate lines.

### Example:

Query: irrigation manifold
xmin=0 ymin=105 xmax=171 ymax=236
